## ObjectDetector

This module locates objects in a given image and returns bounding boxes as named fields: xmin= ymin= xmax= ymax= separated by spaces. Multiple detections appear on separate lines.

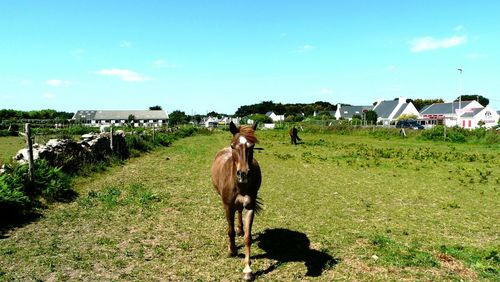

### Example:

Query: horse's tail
xmin=254 ymin=196 xmax=264 ymax=214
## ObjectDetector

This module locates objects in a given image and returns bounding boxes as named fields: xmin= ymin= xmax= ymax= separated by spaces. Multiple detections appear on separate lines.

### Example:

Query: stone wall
xmin=13 ymin=131 xmax=128 ymax=173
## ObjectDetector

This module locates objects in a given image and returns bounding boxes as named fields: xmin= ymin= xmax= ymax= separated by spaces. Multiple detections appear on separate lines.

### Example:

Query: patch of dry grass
xmin=0 ymin=136 xmax=25 ymax=165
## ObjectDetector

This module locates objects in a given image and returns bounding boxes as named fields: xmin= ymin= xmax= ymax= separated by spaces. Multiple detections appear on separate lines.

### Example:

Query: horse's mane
xmin=238 ymin=125 xmax=259 ymax=144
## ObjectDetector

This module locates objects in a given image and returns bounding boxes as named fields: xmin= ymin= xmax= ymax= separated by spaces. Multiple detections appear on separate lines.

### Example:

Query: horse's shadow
xmin=252 ymin=228 xmax=339 ymax=278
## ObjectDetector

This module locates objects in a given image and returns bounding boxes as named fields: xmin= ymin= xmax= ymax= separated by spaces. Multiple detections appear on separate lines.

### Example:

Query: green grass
xmin=0 ymin=136 xmax=25 ymax=166
xmin=0 ymin=129 xmax=498 ymax=281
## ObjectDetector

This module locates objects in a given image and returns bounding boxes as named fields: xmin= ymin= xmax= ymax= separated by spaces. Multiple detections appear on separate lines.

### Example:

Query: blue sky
xmin=1 ymin=1 xmax=499 ymax=115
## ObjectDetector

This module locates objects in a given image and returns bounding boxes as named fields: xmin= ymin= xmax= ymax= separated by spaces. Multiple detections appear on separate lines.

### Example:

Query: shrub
xmin=154 ymin=132 xmax=174 ymax=147
xmin=419 ymin=126 xmax=446 ymax=141
xmin=125 ymin=134 xmax=153 ymax=153
xmin=32 ymin=160 xmax=73 ymax=202
xmin=0 ymin=175 xmax=30 ymax=215
xmin=248 ymin=114 xmax=273 ymax=124
xmin=1 ymin=160 xmax=72 ymax=202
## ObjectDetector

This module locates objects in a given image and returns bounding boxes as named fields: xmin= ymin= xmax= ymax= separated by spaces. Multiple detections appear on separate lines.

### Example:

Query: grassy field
xmin=0 ymin=136 xmax=25 ymax=166
xmin=0 ymin=129 xmax=499 ymax=281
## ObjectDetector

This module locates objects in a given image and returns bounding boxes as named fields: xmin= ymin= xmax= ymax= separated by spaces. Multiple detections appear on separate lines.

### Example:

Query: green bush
xmin=419 ymin=126 xmax=446 ymax=141
xmin=125 ymin=134 xmax=153 ymax=153
xmin=0 ymin=176 xmax=30 ymax=214
xmin=33 ymin=160 xmax=72 ymax=202
xmin=1 ymin=160 xmax=72 ymax=203
xmin=249 ymin=114 xmax=273 ymax=124
xmin=154 ymin=132 xmax=174 ymax=147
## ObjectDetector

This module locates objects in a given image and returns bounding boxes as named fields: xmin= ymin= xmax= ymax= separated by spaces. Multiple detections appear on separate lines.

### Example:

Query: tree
xmin=455 ymin=95 xmax=489 ymax=107
xmin=410 ymin=98 xmax=445 ymax=111
xmin=127 ymin=114 xmax=135 ymax=126
xmin=365 ymin=110 xmax=378 ymax=124
xmin=248 ymin=114 xmax=272 ymax=124
xmin=169 ymin=110 xmax=187 ymax=126
xmin=149 ymin=105 xmax=162 ymax=110
xmin=396 ymin=113 xmax=418 ymax=121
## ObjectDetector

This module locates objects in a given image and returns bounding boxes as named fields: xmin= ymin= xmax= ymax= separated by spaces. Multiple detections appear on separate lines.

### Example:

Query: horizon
xmin=1 ymin=1 xmax=499 ymax=114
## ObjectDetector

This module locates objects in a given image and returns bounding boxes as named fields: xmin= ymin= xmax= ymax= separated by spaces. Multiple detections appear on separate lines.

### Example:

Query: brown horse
xmin=289 ymin=126 xmax=302 ymax=145
xmin=211 ymin=121 xmax=262 ymax=281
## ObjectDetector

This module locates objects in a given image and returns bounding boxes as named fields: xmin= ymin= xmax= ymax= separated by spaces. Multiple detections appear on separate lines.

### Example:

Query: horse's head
xmin=229 ymin=121 xmax=258 ymax=184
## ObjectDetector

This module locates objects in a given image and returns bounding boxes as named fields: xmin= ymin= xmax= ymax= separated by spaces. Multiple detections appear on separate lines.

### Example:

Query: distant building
xmin=265 ymin=111 xmax=285 ymax=122
xmin=372 ymin=97 xmax=419 ymax=125
xmin=420 ymin=100 xmax=499 ymax=128
xmin=72 ymin=110 xmax=169 ymax=127
xmin=334 ymin=105 xmax=373 ymax=120
xmin=203 ymin=116 xmax=240 ymax=128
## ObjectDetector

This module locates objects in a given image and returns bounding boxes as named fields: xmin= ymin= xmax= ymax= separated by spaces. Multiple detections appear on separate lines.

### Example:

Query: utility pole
xmin=457 ymin=68 xmax=463 ymax=111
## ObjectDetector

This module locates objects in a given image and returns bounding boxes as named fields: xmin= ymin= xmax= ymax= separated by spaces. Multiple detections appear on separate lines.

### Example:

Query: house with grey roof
xmin=420 ymin=100 xmax=498 ymax=129
xmin=265 ymin=111 xmax=284 ymax=122
xmin=72 ymin=110 xmax=169 ymax=127
xmin=372 ymin=97 xmax=419 ymax=125
xmin=334 ymin=105 xmax=373 ymax=120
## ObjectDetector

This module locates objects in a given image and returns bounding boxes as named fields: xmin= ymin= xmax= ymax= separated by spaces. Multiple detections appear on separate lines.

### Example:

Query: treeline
xmin=234 ymin=99 xmax=443 ymax=117
xmin=235 ymin=101 xmax=336 ymax=117
xmin=0 ymin=109 xmax=74 ymax=120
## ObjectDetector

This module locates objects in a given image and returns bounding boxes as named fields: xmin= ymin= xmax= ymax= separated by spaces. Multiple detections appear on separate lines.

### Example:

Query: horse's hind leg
xmin=224 ymin=206 xmax=237 ymax=256
xmin=236 ymin=208 xmax=244 ymax=236
xmin=242 ymin=209 xmax=255 ymax=281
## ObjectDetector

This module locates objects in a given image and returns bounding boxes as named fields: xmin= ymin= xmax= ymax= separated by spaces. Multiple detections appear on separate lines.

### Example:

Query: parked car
xmin=396 ymin=120 xmax=424 ymax=130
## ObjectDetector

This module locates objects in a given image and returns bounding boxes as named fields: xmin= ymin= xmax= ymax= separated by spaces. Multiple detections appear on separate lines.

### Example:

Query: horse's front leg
xmin=242 ymin=209 xmax=255 ymax=281
xmin=224 ymin=206 xmax=236 ymax=256
xmin=236 ymin=208 xmax=244 ymax=236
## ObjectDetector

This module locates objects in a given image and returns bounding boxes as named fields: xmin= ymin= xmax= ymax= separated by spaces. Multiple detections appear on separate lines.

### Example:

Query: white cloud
xmin=71 ymin=48 xmax=85 ymax=60
xmin=454 ymin=25 xmax=464 ymax=31
xmin=153 ymin=59 xmax=181 ymax=68
xmin=119 ymin=41 xmax=132 ymax=48
xmin=410 ymin=35 xmax=467 ymax=52
xmin=96 ymin=68 xmax=151 ymax=82
xmin=465 ymin=53 xmax=487 ymax=60
xmin=298 ymin=44 xmax=315 ymax=52
xmin=43 ymin=93 xmax=56 ymax=99
xmin=154 ymin=59 xmax=166 ymax=66
xmin=386 ymin=65 xmax=397 ymax=71
xmin=21 ymin=80 xmax=31 ymax=86
xmin=46 ymin=79 xmax=71 ymax=86
xmin=320 ymin=88 xmax=333 ymax=95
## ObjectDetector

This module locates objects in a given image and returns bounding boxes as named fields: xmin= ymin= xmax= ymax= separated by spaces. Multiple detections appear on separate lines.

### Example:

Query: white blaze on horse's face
xmin=233 ymin=135 xmax=253 ymax=183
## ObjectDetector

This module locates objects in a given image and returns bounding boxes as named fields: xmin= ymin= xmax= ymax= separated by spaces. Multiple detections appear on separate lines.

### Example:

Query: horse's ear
xmin=229 ymin=121 xmax=239 ymax=135
xmin=252 ymin=122 xmax=258 ymax=131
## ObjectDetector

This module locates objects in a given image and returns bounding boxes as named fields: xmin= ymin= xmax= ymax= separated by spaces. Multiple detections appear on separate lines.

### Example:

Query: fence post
xmin=25 ymin=123 xmax=35 ymax=182
xmin=110 ymin=125 xmax=114 ymax=152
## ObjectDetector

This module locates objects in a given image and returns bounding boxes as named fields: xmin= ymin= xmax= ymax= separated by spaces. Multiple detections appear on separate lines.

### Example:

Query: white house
xmin=457 ymin=105 xmax=499 ymax=129
xmin=72 ymin=110 xmax=169 ymax=127
xmin=419 ymin=100 xmax=489 ymax=128
xmin=372 ymin=97 xmax=420 ymax=125
xmin=334 ymin=104 xmax=373 ymax=120
xmin=265 ymin=111 xmax=285 ymax=122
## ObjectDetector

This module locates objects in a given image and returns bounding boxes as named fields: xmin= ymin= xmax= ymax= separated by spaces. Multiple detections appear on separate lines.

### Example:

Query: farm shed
xmin=72 ymin=110 xmax=169 ymax=127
